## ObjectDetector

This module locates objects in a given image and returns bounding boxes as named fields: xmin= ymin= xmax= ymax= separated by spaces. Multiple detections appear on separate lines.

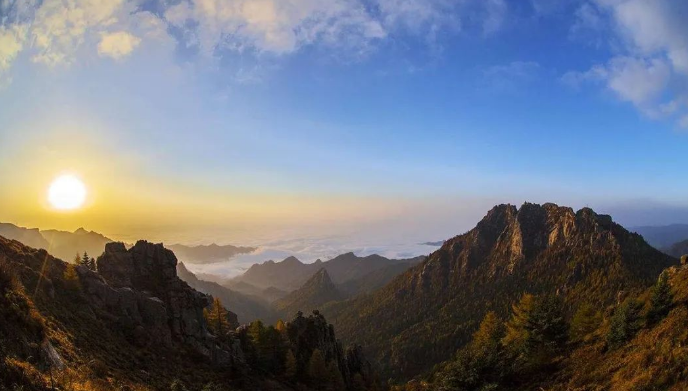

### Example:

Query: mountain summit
xmin=326 ymin=202 xmax=677 ymax=379
xmin=275 ymin=268 xmax=343 ymax=317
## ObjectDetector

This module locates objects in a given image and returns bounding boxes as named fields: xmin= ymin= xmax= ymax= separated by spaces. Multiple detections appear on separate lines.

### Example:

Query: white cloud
xmin=604 ymin=57 xmax=671 ymax=108
xmin=0 ymin=24 xmax=26 ymax=70
xmin=0 ymin=24 xmax=27 ymax=86
xmin=164 ymin=0 xmax=388 ymax=56
xmin=30 ymin=0 xmax=130 ymax=65
xmin=567 ymin=0 xmax=688 ymax=127
xmin=0 ymin=0 xmax=511 ymax=85
xmin=98 ymin=31 xmax=142 ymax=59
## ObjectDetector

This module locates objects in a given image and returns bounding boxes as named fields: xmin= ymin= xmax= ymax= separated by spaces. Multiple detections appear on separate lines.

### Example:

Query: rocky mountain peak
xmin=306 ymin=268 xmax=336 ymax=290
xmin=282 ymin=255 xmax=302 ymax=265
xmin=275 ymin=268 xmax=343 ymax=317
xmin=96 ymin=241 xmax=232 ymax=358
xmin=328 ymin=202 xmax=676 ymax=379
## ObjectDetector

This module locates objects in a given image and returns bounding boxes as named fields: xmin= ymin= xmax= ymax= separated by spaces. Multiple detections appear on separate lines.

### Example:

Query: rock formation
xmin=95 ymin=241 xmax=239 ymax=363
xmin=285 ymin=311 xmax=372 ymax=388
xmin=327 ymin=202 xmax=677 ymax=379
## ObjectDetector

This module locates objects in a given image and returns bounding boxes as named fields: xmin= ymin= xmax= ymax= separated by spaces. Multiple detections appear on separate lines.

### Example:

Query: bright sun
xmin=48 ymin=174 xmax=87 ymax=210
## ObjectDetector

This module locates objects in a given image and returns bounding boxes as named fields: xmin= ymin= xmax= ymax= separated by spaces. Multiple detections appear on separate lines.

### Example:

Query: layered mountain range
xmin=0 ymin=236 xmax=375 ymax=390
xmin=0 ymin=222 xmax=253 ymax=265
xmin=176 ymin=253 xmax=425 ymax=323
xmin=2 ymin=201 xmax=686 ymax=390
xmin=177 ymin=262 xmax=276 ymax=323
xmin=324 ymin=202 xmax=677 ymax=379
xmin=228 ymin=253 xmax=424 ymax=293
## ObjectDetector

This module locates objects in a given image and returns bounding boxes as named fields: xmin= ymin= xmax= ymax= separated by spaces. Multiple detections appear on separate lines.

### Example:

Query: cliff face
xmin=96 ymin=241 xmax=239 ymax=358
xmin=327 ymin=202 xmax=677 ymax=379
xmin=0 ymin=236 xmax=242 ymax=390
xmin=285 ymin=311 xmax=371 ymax=388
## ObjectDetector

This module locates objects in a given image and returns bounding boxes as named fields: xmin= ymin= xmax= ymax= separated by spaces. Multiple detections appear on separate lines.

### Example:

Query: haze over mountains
xmin=0 ymin=222 xmax=257 ymax=266
xmin=229 ymin=253 xmax=424 ymax=292
xmin=3 ymin=201 xmax=688 ymax=390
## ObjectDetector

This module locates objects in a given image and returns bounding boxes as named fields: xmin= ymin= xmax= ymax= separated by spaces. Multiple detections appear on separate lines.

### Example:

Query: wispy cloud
xmin=564 ymin=0 xmax=688 ymax=128
xmin=98 ymin=31 xmax=142 ymax=59
xmin=0 ymin=0 xmax=511 ymax=85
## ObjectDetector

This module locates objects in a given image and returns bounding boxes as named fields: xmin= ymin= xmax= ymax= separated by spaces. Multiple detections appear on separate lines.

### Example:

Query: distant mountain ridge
xmin=0 ymin=221 xmax=254 ymax=265
xmin=666 ymin=239 xmax=688 ymax=258
xmin=229 ymin=252 xmax=424 ymax=293
xmin=631 ymin=223 xmax=688 ymax=249
xmin=325 ymin=202 xmax=677 ymax=379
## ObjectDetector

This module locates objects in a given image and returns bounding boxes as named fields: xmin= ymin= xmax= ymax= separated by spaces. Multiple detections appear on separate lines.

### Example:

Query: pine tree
xmin=80 ymin=252 xmax=90 ymax=267
xmin=502 ymin=293 xmax=535 ymax=354
xmin=73 ymin=252 xmax=81 ymax=265
xmin=203 ymin=298 xmax=230 ymax=337
xmin=525 ymin=294 xmax=568 ymax=360
xmin=248 ymin=320 xmax=265 ymax=343
xmin=569 ymin=303 xmax=601 ymax=343
xmin=285 ymin=349 xmax=297 ymax=380
xmin=606 ymin=298 xmax=644 ymax=348
xmin=87 ymin=257 xmax=96 ymax=271
xmin=63 ymin=264 xmax=80 ymax=290
xmin=308 ymin=349 xmax=328 ymax=388
xmin=438 ymin=311 xmax=506 ymax=390
xmin=471 ymin=311 xmax=504 ymax=356
xmin=648 ymin=271 xmax=672 ymax=324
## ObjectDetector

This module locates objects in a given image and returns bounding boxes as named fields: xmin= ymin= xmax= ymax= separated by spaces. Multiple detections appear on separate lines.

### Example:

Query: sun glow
xmin=48 ymin=174 xmax=87 ymax=210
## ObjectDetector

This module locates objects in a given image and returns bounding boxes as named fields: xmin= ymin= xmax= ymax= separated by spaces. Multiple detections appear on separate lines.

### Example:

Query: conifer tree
xmin=502 ymin=293 xmax=535 ymax=354
xmin=648 ymin=271 xmax=672 ymax=324
xmin=471 ymin=311 xmax=504 ymax=356
xmin=80 ymin=252 xmax=90 ymax=267
xmin=88 ymin=257 xmax=96 ymax=271
xmin=73 ymin=252 xmax=81 ymax=265
xmin=606 ymin=298 xmax=643 ymax=348
xmin=203 ymin=298 xmax=230 ymax=337
xmin=248 ymin=320 xmax=265 ymax=343
xmin=569 ymin=303 xmax=601 ymax=343
xmin=63 ymin=264 xmax=80 ymax=290
xmin=525 ymin=295 xmax=568 ymax=360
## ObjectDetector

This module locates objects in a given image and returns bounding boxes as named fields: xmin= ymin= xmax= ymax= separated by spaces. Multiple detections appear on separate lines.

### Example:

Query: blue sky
xmin=1 ymin=0 xmax=688 ymax=249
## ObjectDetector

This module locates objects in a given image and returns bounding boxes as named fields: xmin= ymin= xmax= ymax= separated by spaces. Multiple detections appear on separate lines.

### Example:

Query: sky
xmin=1 ymin=0 xmax=688 ymax=260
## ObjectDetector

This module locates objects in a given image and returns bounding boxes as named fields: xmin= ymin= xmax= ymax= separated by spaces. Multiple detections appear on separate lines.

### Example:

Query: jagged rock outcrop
xmin=326 ymin=202 xmax=677 ymax=379
xmin=96 ymin=241 xmax=238 ymax=363
xmin=76 ymin=265 xmax=172 ymax=347
xmin=286 ymin=311 xmax=372 ymax=388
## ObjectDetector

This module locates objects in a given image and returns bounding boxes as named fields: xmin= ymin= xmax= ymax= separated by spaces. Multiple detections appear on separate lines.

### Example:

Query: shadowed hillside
xmin=326 ymin=203 xmax=677 ymax=379
xmin=0 ymin=236 xmax=379 ymax=391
